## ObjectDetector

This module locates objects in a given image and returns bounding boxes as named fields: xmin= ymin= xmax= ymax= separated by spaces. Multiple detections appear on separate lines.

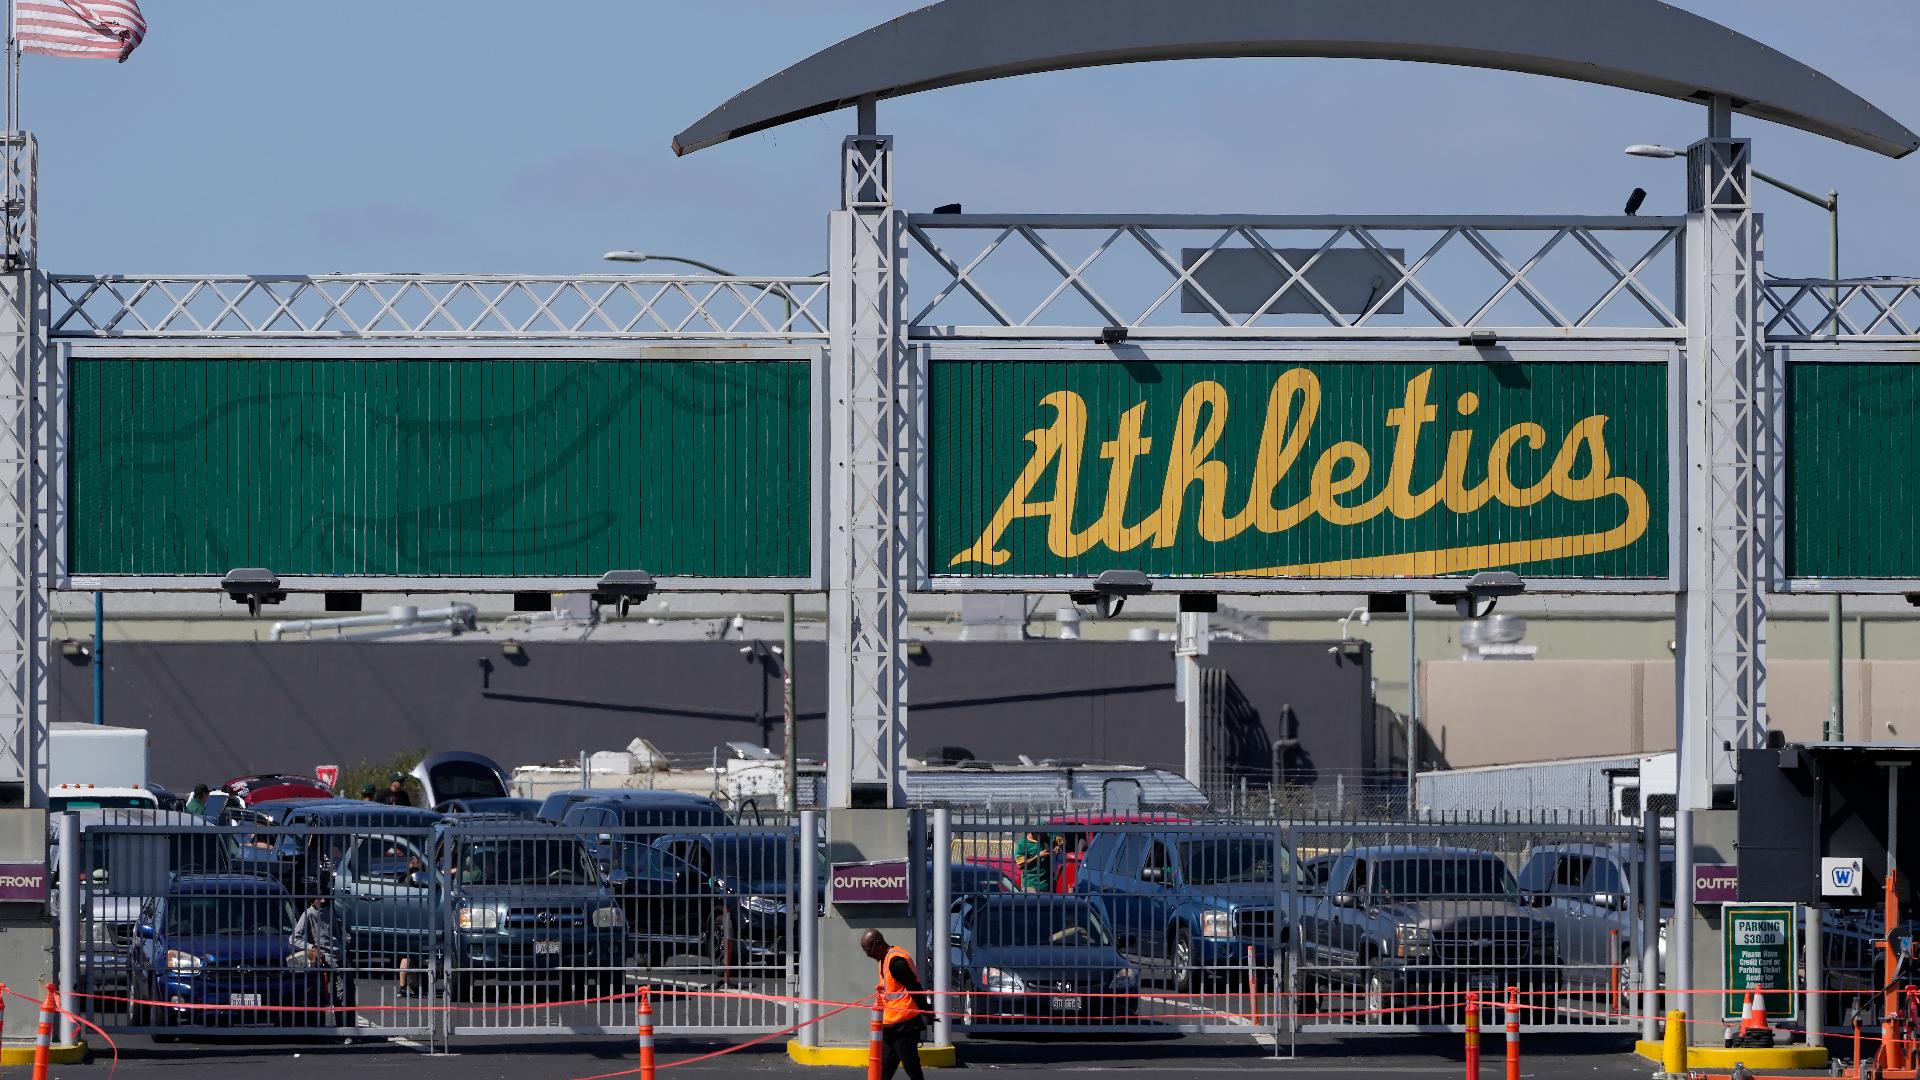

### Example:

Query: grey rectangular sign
xmin=1181 ymin=247 xmax=1406 ymax=316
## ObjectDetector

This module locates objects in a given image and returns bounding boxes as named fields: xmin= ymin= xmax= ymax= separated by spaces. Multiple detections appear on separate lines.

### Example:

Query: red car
xmin=223 ymin=773 xmax=336 ymax=806
xmin=989 ymin=814 xmax=1193 ymax=894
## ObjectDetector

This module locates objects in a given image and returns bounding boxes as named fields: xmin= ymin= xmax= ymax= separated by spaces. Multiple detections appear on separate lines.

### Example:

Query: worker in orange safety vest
xmin=860 ymin=929 xmax=931 ymax=1080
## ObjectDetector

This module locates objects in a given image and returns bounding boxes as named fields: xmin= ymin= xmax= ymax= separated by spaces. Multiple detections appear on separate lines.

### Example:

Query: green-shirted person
xmin=1013 ymin=829 xmax=1062 ymax=893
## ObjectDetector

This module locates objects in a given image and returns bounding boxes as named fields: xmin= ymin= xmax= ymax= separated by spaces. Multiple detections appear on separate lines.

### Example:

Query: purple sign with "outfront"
xmin=1694 ymin=863 xmax=1739 ymax=904
xmin=830 ymin=860 xmax=910 ymax=904
xmin=0 ymin=862 xmax=47 ymax=903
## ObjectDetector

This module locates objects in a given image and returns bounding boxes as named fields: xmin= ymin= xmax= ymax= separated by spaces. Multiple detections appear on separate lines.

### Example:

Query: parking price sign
xmin=1721 ymin=904 xmax=1799 ymax=1022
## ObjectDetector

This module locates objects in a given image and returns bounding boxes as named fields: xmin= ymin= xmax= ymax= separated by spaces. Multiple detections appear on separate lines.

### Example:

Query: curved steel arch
xmin=672 ymin=0 xmax=1916 ymax=159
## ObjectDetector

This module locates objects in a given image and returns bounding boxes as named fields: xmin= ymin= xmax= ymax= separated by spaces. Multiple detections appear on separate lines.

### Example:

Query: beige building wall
xmin=1421 ymin=658 xmax=1911 ymax=769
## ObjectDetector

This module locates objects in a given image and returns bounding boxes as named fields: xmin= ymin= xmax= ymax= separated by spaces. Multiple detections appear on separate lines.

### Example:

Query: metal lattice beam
xmin=1762 ymin=278 xmax=1920 ymax=341
xmin=0 ymin=133 xmax=45 ymax=802
xmin=904 ymin=216 xmax=1685 ymax=339
xmin=827 ymin=135 xmax=910 ymax=808
xmin=46 ymin=274 xmax=829 ymax=339
xmin=1678 ymin=136 xmax=1769 ymax=809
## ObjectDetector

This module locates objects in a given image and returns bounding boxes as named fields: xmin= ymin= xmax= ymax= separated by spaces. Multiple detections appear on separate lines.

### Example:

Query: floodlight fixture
xmin=221 ymin=568 xmax=285 ymax=617
xmin=593 ymin=570 xmax=656 ymax=618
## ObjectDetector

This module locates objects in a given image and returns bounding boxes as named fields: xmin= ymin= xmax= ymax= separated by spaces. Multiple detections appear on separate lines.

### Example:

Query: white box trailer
xmin=49 ymin=722 xmax=148 ymax=789
xmin=1416 ymin=751 xmax=1676 ymax=828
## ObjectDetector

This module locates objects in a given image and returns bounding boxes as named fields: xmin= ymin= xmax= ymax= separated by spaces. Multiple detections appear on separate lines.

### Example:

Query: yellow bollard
xmin=1662 ymin=1009 xmax=1688 ymax=1078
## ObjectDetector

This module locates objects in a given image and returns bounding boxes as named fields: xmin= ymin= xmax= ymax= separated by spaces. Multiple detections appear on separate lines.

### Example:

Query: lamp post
xmin=1625 ymin=146 xmax=1845 ymax=742
xmin=602 ymin=250 xmax=802 ymax=806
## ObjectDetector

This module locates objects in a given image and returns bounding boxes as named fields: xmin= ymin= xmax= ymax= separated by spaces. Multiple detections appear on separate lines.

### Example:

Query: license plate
xmin=229 ymin=993 xmax=262 ymax=1007
xmin=1049 ymin=995 xmax=1082 ymax=1012
xmin=533 ymin=940 xmax=561 ymax=956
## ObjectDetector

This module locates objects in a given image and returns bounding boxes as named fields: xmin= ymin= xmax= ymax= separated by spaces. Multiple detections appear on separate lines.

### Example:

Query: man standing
xmin=859 ymin=929 xmax=929 ymax=1080
xmin=378 ymin=773 xmax=413 ymax=806
xmin=1013 ymin=829 xmax=1062 ymax=893
xmin=183 ymin=784 xmax=210 ymax=817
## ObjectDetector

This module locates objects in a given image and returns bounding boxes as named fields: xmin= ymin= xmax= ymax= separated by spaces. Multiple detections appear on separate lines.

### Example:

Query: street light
xmin=602 ymin=248 xmax=805 ymax=806
xmin=1627 ymin=144 xmax=1846 ymax=742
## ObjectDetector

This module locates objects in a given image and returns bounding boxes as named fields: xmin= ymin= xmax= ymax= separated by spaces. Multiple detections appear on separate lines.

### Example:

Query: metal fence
xmin=61 ymin=811 xmax=801 ymax=1043
xmin=936 ymin=811 xmax=1648 ymax=1036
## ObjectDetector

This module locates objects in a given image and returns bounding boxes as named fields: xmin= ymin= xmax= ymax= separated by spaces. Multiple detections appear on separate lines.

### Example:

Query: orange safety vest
xmin=879 ymin=945 xmax=921 ymax=1026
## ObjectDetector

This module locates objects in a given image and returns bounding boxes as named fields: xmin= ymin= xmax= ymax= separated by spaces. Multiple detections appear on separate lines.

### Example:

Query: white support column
xmin=1676 ymin=126 xmax=1768 ymax=812
xmin=827 ymin=132 xmax=910 ymax=809
xmin=0 ymin=131 xmax=44 ymax=806
xmin=1175 ymin=610 xmax=1208 ymax=789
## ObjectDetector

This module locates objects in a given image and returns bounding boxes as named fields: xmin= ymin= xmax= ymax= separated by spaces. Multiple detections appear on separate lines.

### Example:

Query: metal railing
xmin=936 ymin=810 xmax=1647 ymax=1036
xmin=61 ymin=810 xmax=801 ymax=1043
xmin=905 ymin=215 xmax=1686 ymax=340
xmin=45 ymin=273 xmax=830 ymax=340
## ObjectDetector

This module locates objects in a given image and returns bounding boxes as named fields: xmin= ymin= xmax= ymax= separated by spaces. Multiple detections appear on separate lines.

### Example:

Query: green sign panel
xmin=69 ymin=356 xmax=812 ymax=579
xmin=930 ymin=355 xmax=1669 ymax=581
xmin=1720 ymin=904 xmax=1798 ymax=1022
xmin=1786 ymin=360 xmax=1920 ymax=579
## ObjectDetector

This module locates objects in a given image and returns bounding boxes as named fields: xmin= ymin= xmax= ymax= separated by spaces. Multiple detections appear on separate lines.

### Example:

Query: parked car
xmin=1298 ymin=845 xmax=1560 ymax=1018
xmin=438 ymin=797 xmax=541 ymax=819
xmin=411 ymin=751 xmax=511 ymax=809
xmin=1072 ymin=828 xmax=1292 ymax=993
xmin=1517 ymin=841 xmax=1673 ymax=996
xmin=128 ymin=874 xmax=347 ymax=1030
xmin=602 ymin=839 xmax=734 ymax=965
xmin=558 ymin=794 xmax=731 ymax=869
xmin=541 ymin=789 xmax=729 ymax=827
xmin=56 ymin=809 xmax=240 ymax=998
xmin=648 ymin=832 xmax=823 ymax=963
xmin=223 ymin=775 xmax=335 ymax=807
xmin=949 ymin=862 xmax=1016 ymax=897
xmin=946 ymin=893 xmax=1137 ymax=1024
xmin=273 ymin=801 xmax=445 ymax=894
xmin=440 ymin=825 xmax=627 ymax=1000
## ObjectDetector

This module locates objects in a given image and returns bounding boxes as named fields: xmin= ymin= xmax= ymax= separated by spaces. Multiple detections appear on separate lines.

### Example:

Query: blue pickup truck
xmin=1070 ymin=828 xmax=1292 ymax=992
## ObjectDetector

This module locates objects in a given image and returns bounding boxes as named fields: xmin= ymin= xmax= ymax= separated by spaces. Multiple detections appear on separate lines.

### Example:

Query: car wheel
xmin=447 ymin=974 xmax=471 ymax=1003
xmin=1170 ymin=926 xmax=1198 ymax=994
xmin=1617 ymin=949 xmax=1636 ymax=999
xmin=705 ymin=911 xmax=734 ymax=967
xmin=1365 ymin=971 xmax=1387 ymax=1021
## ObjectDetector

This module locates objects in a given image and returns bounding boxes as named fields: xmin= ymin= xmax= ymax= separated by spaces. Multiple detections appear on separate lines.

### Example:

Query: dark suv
xmin=1071 ymin=828 xmax=1293 ymax=992
xmin=440 ymin=825 xmax=627 ymax=1000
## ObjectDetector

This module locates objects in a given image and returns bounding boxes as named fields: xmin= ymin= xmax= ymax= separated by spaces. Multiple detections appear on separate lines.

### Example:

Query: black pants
xmin=879 ymin=1019 xmax=926 ymax=1080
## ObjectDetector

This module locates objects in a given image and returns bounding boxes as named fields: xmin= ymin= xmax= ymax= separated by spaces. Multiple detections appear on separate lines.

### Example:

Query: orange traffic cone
xmin=1732 ymin=988 xmax=1774 ymax=1049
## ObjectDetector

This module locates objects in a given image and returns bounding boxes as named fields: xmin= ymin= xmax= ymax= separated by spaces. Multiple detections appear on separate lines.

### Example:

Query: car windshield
xmin=50 ymin=795 xmax=156 ymax=812
xmin=620 ymin=806 xmax=729 ymax=831
xmin=457 ymin=838 xmax=599 ymax=886
xmin=428 ymin=762 xmax=506 ymax=802
xmin=618 ymin=843 xmax=694 ymax=882
xmin=978 ymin=900 xmax=1112 ymax=949
xmin=1374 ymin=857 xmax=1517 ymax=899
xmin=709 ymin=837 xmax=792 ymax=882
xmin=953 ymin=866 xmax=1014 ymax=894
xmin=164 ymin=894 xmax=297 ymax=937
xmin=1179 ymin=838 xmax=1290 ymax=885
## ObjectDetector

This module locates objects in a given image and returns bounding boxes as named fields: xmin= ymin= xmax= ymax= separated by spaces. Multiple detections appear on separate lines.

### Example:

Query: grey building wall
xmin=51 ymin=639 xmax=1375 ymax=791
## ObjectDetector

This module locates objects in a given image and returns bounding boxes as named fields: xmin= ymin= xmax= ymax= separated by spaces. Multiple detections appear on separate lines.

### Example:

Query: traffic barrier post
xmin=1465 ymin=991 xmax=1481 ymax=1080
xmin=32 ymin=983 xmax=56 ymax=1080
xmin=1663 ymin=1010 xmax=1688 ymax=1078
xmin=1503 ymin=985 xmax=1519 ymax=1080
xmin=637 ymin=987 xmax=656 ymax=1080
xmin=868 ymin=985 xmax=884 ymax=1080
xmin=1608 ymin=928 xmax=1621 ymax=1015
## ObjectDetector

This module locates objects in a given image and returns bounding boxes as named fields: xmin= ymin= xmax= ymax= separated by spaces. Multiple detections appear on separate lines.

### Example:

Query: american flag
xmin=15 ymin=0 xmax=146 ymax=62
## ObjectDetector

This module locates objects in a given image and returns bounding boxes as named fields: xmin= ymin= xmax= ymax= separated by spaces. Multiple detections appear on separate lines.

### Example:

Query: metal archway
xmin=674 ymin=0 xmax=1917 ymax=158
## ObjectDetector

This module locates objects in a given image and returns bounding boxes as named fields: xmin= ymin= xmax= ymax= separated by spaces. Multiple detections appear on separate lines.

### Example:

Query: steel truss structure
xmin=1763 ymin=278 xmax=1920 ymax=341
xmin=906 ymin=215 xmax=1686 ymax=340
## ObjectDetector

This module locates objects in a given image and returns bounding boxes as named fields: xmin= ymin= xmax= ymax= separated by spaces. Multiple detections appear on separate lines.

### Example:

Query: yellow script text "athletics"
xmin=947 ymin=368 xmax=1651 ymax=577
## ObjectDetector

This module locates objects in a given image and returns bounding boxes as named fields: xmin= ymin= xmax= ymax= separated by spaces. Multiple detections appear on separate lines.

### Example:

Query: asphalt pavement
xmin=44 ymin=1031 xmax=1662 ymax=1080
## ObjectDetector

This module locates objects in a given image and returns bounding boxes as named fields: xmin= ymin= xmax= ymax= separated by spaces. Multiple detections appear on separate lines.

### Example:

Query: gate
xmin=936 ymin=811 xmax=1645 ymax=1036
xmin=1289 ymin=820 xmax=1645 ymax=1034
xmin=63 ymin=811 xmax=802 ymax=1042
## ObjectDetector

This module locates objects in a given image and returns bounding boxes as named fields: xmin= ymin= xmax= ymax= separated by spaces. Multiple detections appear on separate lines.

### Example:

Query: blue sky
xmin=18 ymin=1 xmax=1918 ymax=279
